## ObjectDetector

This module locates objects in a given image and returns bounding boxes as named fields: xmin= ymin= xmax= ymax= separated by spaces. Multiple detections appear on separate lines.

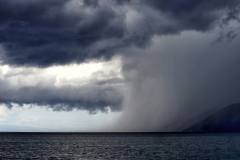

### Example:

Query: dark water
xmin=0 ymin=133 xmax=240 ymax=159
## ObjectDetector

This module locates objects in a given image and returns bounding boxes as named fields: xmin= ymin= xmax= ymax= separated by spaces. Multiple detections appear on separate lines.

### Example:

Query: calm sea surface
xmin=0 ymin=133 xmax=240 ymax=159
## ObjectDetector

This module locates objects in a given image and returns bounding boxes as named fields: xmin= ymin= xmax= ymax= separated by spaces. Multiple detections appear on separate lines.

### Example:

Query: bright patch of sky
xmin=0 ymin=56 xmax=123 ymax=87
xmin=0 ymin=104 xmax=121 ymax=132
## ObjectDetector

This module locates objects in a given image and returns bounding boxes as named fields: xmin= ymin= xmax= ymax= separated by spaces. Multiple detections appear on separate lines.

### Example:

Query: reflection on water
xmin=0 ymin=133 xmax=240 ymax=159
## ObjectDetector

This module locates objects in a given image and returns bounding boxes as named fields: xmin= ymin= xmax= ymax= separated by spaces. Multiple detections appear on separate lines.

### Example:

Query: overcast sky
xmin=0 ymin=0 xmax=240 ymax=132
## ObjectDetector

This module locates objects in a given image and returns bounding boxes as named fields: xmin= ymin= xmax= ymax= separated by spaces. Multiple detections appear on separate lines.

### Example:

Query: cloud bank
xmin=0 ymin=57 xmax=124 ymax=113
xmin=0 ymin=0 xmax=239 ymax=67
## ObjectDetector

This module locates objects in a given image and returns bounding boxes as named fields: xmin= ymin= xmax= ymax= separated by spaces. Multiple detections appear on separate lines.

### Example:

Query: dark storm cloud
xmin=142 ymin=0 xmax=240 ymax=30
xmin=0 ymin=0 xmax=126 ymax=66
xmin=0 ymin=0 xmax=239 ymax=67
xmin=0 ymin=0 xmax=240 ymax=122
xmin=82 ymin=0 xmax=99 ymax=7
xmin=0 ymin=77 xmax=124 ymax=113
xmin=113 ymin=0 xmax=130 ymax=5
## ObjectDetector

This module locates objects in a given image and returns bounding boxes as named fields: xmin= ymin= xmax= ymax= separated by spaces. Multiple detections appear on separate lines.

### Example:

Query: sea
xmin=0 ymin=133 xmax=240 ymax=159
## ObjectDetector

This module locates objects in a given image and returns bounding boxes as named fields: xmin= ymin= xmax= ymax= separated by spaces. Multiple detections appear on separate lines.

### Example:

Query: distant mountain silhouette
xmin=183 ymin=103 xmax=240 ymax=132
xmin=161 ymin=108 xmax=219 ymax=131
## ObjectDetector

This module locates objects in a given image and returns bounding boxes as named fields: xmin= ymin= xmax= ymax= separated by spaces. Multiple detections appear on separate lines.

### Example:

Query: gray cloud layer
xmin=0 ymin=84 xmax=123 ymax=113
xmin=0 ymin=73 xmax=124 ymax=113
xmin=0 ymin=0 xmax=239 ymax=67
